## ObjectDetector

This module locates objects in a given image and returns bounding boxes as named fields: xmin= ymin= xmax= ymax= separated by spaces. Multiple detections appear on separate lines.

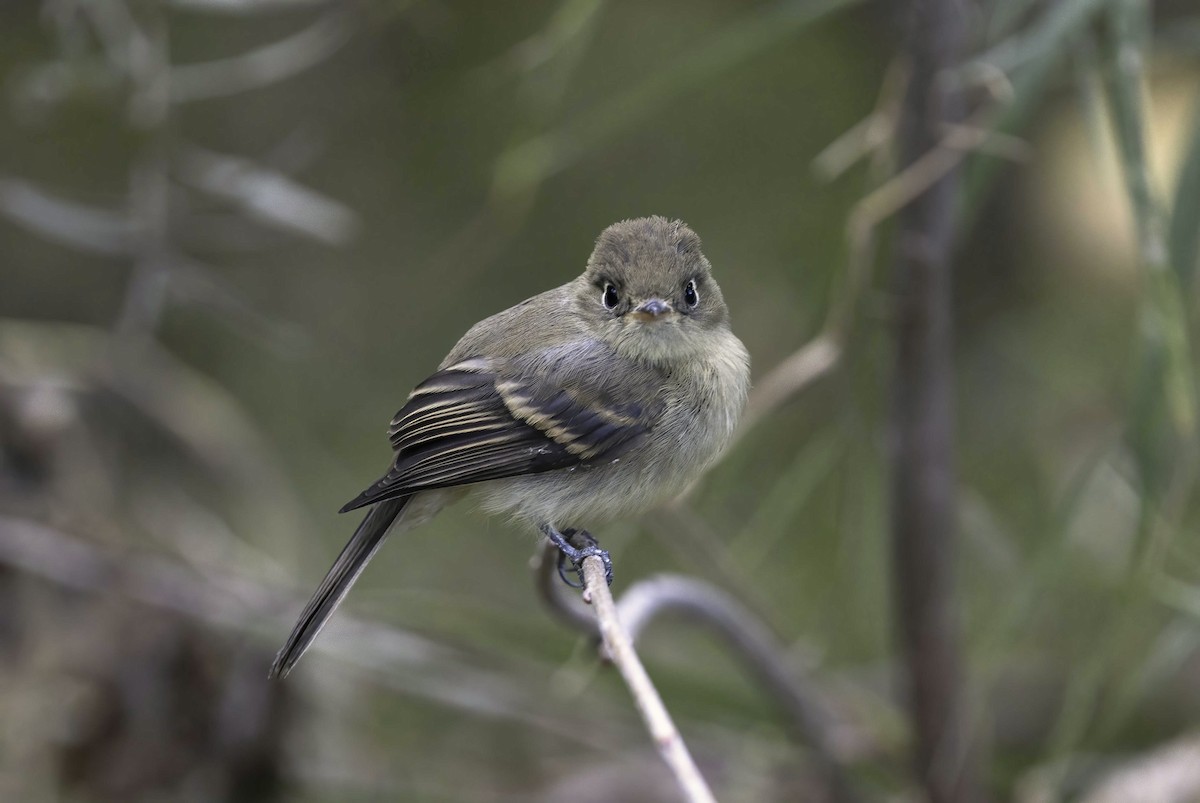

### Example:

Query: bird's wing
xmin=339 ymin=349 xmax=661 ymax=512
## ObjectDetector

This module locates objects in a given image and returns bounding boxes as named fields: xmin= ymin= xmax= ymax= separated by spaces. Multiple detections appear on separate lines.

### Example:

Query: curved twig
xmin=615 ymin=574 xmax=868 ymax=803
xmin=0 ymin=515 xmax=603 ymax=745
xmin=170 ymin=13 xmax=354 ymax=103
xmin=578 ymin=553 xmax=717 ymax=803
xmin=738 ymin=333 xmax=842 ymax=437
xmin=537 ymin=545 xmax=870 ymax=801
xmin=618 ymin=575 xmax=835 ymax=741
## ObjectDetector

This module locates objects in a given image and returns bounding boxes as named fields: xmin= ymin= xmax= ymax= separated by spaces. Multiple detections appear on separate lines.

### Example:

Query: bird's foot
xmin=540 ymin=525 xmax=613 ymax=589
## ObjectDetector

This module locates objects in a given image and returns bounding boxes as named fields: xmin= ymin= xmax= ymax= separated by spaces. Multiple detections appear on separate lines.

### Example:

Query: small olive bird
xmin=270 ymin=216 xmax=749 ymax=679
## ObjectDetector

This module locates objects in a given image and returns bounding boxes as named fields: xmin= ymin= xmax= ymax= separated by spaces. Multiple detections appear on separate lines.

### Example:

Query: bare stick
xmin=536 ymin=543 xmax=874 ymax=802
xmin=579 ymin=554 xmax=717 ymax=803
xmin=739 ymin=333 xmax=842 ymax=436
xmin=888 ymin=1 xmax=979 ymax=801
xmin=615 ymin=574 xmax=869 ymax=803
xmin=0 ymin=515 xmax=620 ymax=748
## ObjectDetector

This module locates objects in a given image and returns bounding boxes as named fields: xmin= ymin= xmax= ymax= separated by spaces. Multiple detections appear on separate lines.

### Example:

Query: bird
xmin=270 ymin=216 xmax=750 ymax=679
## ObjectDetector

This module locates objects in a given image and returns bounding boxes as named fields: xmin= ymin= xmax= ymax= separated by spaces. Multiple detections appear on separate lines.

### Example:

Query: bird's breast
xmin=474 ymin=328 xmax=749 ymax=528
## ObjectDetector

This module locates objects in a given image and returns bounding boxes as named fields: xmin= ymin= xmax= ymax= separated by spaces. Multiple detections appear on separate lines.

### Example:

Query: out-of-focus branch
xmin=170 ymin=13 xmax=354 ymax=103
xmin=175 ymin=145 xmax=359 ymax=245
xmin=536 ymin=543 xmax=871 ymax=801
xmin=117 ymin=4 xmax=172 ymax=337
xmin=0 ymin=514 xmax=611 ymax=748
xmin=1102 ymin=0 xmax=1197 ymax=475
xmin=888 ymin=2 xmax=978 ymax=803
xmin=491 ymin=0 xmax=853 ymax=195
xmin=732 ymin=64 xmax=907 ymax=440
xmin=1076 ymin=732 xmax=1200 ymax=803
xmin=0 ymin=319 xmax=313 ymax=555
xmin=578 ymin=553 xmax=717 ymax=803
xmin=738 ymin=334 xmax=841 ymax=436
xmin=166 ymin=0 xmax=334 ymax=13
xmin=615 ymin=574 xmax=870 ymax=803
xmin=167 ymin=256 xmax=308 ymax=355
xmin=733 ymin=65 xmax=1030 ymax=448
xmin=0 ymin=178 xmax=135 ymax=256
xmin=812 ymin=59 xmax=906 ymax=183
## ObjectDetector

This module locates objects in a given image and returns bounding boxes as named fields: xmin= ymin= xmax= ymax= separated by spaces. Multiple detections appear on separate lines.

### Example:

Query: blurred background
xmin=2 ymin=0 xmax=1200 ymax=801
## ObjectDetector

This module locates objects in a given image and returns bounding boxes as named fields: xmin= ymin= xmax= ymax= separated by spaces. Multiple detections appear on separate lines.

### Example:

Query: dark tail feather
xmin=269 ymin=497 xmax=409 ymax=679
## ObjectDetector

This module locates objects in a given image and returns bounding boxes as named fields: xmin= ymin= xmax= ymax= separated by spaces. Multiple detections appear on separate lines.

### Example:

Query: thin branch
xmin=167 ymin=255 xmax=309 ymax=355
xmin=535 ymin=543 xmax=874 ymax=781
xmin=738 ymin=333 xmax=842 ymax=437
xmin=0 ymin=320 xmax=315 ymax=552
xmin=543 ymin=541 xmax=877 ymax=801
xmin=614 ymin=574 xmax=871 ymax=802
xmin=0 ymin=178 xmax=135 ymax=256
xmin=491 ymin=0 xmax=854 ymax=195
xmin=739 ymin=47 xmax=1034 ymax=449
xmin=0 ymin=514 xmax=611 ymax=748
xmin=1102 ymin=0 xmax=1196 ymax=446
xmin=579 ymin=553 xmax=717 ymax=803
xmin=1076 ymin=732 xmax=1200 ymax=803
xmin=812 ymin=58 xmax=905 ymax=182
xmin=116 ymin=3 xmax=173 ymax=337
xmin=888 ymin=1 xmax=978 ymax=801
xmin=732 ymin=72 xmax=1030 ymax=449
xmin=166 ymin=0 xmax=335 ymax=13
xmin=169 ymin=13 xmax=354 ymax=103
xmin=175 ymin=144 xmax=359 ymax=245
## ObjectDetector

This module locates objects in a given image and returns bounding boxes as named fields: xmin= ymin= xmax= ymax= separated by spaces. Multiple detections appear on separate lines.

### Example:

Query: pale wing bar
xmin=339 ymin=360 xmax=654 ymax=513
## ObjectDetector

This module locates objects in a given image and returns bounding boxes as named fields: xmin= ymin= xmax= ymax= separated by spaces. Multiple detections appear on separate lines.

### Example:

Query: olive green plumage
xmin=271 ymin=216 xmax=749 ymax=679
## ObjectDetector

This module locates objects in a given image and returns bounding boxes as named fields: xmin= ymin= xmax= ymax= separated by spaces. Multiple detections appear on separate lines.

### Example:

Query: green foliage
xmin=2 ymin=0 xmax=1200 ymax=801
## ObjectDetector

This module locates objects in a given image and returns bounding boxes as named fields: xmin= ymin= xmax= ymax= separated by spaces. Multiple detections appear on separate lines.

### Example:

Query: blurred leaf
xmin=727 ymin=429 xmax=841 ymax=573
xmin=474 ymin=0 xmax=605 ymax=82
xmin=961 ymin=0 xmax=1110 ymax=228
xmin=1158 ymin=14 xmax=1200 ymax=53
xmin=972 ymin=0 xmax=1107 ymax=75
xmin=170 ymin=12 xmax=354 ymax=103
xmin=1092 ymin=619 xmax=1200 ymax=744
xmin=166 ymin=0 xmax=333 ymax=14
xmin=1040 ymin=0 xmax=1200 ymax=766
xmin=1169 ymin=100 xmax=1200 ymax=290
xmin=975 ymin=439 xmax=1119 ymax=658
xmin=0 ymin=178 xmax=133 ymax=256
xmin=493 ymin=0 xmax=861 ymax=195
xmin=1102 ymin=0 xmax=1197 ymax=447
xmin=175 ymin=145 xmax=359 ymax=245
xmin=1157 ymin=576 xmax=1200 ymax=621
xmin=983 ymin=0 xmax=1044 ymax=44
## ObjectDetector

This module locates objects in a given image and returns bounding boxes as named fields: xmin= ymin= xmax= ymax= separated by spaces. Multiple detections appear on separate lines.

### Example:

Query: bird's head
xmin=574 ymin=216 xmax=730 ymax=364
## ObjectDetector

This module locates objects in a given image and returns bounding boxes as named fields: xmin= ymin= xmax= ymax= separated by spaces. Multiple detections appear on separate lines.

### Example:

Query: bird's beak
xmin=630 ymin=298 xmax=675 ymax=323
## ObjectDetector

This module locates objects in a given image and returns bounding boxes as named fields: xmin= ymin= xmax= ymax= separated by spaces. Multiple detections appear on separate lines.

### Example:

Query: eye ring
xmin=602 ymin=283 xmax=620 ymax=310
xmin=683 ymin=279 xmax=699 ymax=308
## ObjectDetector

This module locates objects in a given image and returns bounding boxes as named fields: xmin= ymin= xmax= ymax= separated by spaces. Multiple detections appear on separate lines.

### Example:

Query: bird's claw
xmin=542 ymin=526 xmax=614 ymax=588
xmin=554 ymin=543 xmax=614 ymax=589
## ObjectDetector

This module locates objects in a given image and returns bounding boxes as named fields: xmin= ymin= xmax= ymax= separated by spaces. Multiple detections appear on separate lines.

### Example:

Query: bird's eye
xmin=602 ymin=283 xmax=620 ymax=310
xmin=683 ymin=279 xmax=699 ymax=308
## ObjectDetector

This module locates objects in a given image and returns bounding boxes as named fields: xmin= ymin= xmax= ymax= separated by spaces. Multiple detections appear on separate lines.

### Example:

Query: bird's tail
xmin=269 ymin=497 xmax=409 ymax=679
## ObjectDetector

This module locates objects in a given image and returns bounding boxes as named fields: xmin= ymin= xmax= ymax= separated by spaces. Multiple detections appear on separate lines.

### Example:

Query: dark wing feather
xmin=339 ymin=357 xmax=656 ymax=513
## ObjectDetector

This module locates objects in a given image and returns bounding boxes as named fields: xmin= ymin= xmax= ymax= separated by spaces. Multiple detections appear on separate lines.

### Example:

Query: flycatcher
xmin=271 ymin=216 xmax=749 ymax=678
